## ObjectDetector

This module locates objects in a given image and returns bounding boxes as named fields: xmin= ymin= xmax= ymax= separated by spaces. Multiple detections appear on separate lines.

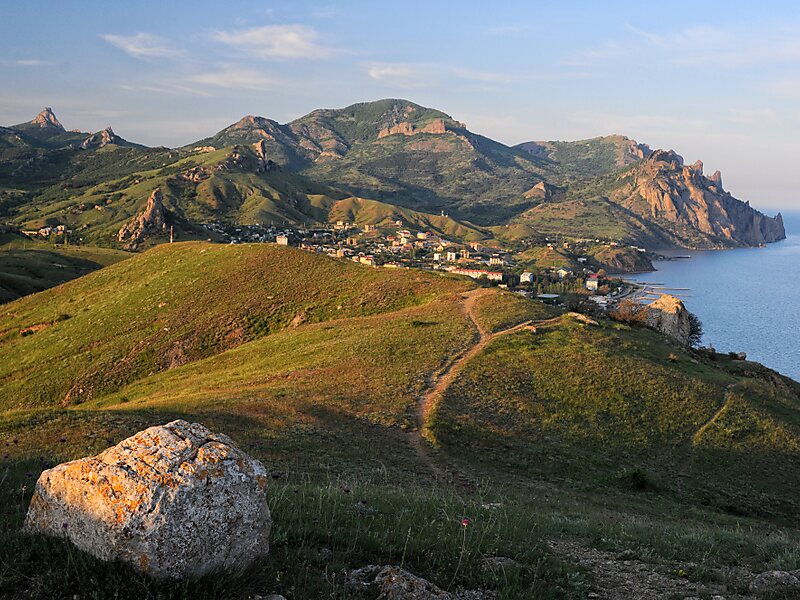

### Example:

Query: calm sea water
xmin=631 ymin=211 xmax=800 ymax=382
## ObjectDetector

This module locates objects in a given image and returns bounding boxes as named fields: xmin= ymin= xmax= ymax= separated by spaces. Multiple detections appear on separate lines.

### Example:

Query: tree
xmin=687 ymin=312 xmax=704 ymax=348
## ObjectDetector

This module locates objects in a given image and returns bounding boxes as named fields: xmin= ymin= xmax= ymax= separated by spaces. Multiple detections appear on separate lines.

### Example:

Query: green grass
xmin=1 ymin=242 xmax=800 ymax=598
xmin=472 ymin=290 xmax=559 ymax=333
xmin=0 ymin=242 xmax=129 ymax=302
xmin=0 ymin=242 xmax=469 ymax=410
xmin=428 ymin=319 xmax=800 ymax=520
xmin=0 ymin=462 xmax=582 ymax=599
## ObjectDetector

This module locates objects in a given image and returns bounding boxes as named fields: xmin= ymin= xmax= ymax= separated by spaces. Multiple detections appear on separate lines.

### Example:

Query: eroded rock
xmin=347 ymin=565 xmax=496 ymax=599
xmin=644 ymin=294 xmax=692 ymax=347
xmin=24 ymin=420 xmax=271 ymax=579
xmin=749 ymin=570 xmax=800 ymax=594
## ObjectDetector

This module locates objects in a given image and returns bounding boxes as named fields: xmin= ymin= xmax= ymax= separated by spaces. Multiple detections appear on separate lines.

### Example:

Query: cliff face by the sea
xmin=613 ymin=150 xmax=785 ymax=248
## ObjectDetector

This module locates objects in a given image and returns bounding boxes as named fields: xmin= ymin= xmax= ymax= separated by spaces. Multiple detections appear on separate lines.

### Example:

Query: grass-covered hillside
xmin=0 ymin=241 xmax=129 ymax=303
xmin=2 ymin=243 xmax=800 ymax=598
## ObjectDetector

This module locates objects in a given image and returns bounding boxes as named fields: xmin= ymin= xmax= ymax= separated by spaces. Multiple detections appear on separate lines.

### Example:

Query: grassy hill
xmin=0 ymin=239 xmax=129 ymax=303
xmin=1 ymin=243 xmax=799 ymax=598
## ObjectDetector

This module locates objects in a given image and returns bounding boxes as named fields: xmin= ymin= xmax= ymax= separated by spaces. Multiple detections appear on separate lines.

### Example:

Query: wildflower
xmin=58 ymin=437 xmax=66 ymax=443
xmin=106 ymin=438 xmax=114 ymax=444
xmin=25 ymin=471 xmax=33 ymax=478
xmin=62 ymin=522 xmax=69 ymax=529
xmin=460 ymin=517 xmax=471 ymax=527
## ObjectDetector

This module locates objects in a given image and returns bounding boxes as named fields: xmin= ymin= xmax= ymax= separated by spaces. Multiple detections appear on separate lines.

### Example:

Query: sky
xmin=2 ymin=0 xmax=800 ymax=212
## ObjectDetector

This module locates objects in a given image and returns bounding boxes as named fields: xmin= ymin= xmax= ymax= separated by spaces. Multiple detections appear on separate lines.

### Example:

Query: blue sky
xmin=2 ymin=0 xmax=799 ymax=211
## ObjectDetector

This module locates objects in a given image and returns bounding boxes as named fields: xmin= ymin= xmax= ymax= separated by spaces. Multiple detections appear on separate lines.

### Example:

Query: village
xmin=208 ymin=220 xmax=637 ymax=311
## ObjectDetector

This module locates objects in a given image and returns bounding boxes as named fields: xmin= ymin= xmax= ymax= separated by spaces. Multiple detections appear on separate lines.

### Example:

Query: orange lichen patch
xmin=255 ymin=474 xmax=267 ymax=490
xmin=139 ymin=553 xmax=150 ymax=573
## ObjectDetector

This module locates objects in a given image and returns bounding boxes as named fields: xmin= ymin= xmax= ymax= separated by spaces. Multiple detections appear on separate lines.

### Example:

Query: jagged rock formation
xmin=644 ymin=294 xmax=692 ymax=347
xmin=613 ymin=150 xmax=785 ymax=247
xmin=80 ymin=127 xmax=120 ymax=149
xmin=117 ymin=188 xmax=168 ymax=249
xmin=29 ymin=107 xmax=64 ymax=130
xmin=522 ymin=181 xmax=561 ymax=201
xmin=23 ymin=420 xmax=271 ymax=579
xmin=377 ymin=117 xmax=451 ymax=138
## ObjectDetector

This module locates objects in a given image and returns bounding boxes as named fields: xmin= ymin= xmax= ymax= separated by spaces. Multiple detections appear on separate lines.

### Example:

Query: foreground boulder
xmin=24 ymin=420 xmax=271 ymax=579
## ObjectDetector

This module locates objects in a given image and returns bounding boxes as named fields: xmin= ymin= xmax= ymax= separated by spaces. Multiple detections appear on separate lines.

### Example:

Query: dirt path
xmin=408 ymin=288 xmax=546 ymax=483
xmin=548 ymin=538 xmax=752 ymax=600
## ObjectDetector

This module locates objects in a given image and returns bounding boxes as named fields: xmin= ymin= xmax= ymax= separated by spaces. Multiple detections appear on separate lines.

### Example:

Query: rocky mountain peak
xmin=709 ymin=170 xmax=723 ymax=190
xmin=30 ymin=107 xmax=64 ymax=130
xmin=80 ymin=127 xmax=119 ymax=149
xmin=648 ymin=149 xmax=684 ymax=168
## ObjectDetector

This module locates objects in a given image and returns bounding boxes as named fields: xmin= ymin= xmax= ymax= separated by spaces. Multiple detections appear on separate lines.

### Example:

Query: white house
xmin=276 ymin=234 xmax=289 ymax=246
xmin=520 ymin=272 xmax=534 ymax=283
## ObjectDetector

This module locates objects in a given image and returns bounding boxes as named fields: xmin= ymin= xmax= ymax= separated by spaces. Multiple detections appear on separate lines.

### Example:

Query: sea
xmin=630 ymin=211 xmax=800 ymax=382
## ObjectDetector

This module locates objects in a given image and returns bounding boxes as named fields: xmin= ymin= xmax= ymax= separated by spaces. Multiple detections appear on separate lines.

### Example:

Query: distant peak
xmin=31 ymin=107 xmax=64 ymax=130
xmin=648 ymin=149 xmax=684 ymax=167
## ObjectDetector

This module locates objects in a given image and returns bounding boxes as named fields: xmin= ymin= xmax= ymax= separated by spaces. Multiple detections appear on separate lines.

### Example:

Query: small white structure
xmin=520 ymin=272 xmax=534 ymax=283
xmin=276 ymin=234 xmax=289 ymax=246
xmin=586 ymin=273 xmax=599 ymax=291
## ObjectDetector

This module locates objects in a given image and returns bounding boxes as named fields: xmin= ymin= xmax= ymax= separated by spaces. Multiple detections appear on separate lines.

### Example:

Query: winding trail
xmin=408 ymin=288 xmax=561 ymax=483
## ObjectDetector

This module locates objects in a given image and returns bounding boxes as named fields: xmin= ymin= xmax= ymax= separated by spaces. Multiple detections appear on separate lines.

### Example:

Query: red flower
xmin=460 ymin=517 xmax=471 ymax=527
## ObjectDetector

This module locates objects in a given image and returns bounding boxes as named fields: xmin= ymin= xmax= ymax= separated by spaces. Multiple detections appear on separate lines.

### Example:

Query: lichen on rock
xmin=23 ymin=420 xmax=271 ymax=579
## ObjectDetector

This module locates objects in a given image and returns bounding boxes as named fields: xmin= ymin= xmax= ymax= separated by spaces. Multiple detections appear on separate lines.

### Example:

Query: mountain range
xmin=0 ymin=100 xmax=785 ymax=249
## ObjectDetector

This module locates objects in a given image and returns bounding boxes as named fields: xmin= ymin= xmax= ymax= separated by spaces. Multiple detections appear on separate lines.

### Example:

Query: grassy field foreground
xmin=1 ymin=242 xmax=799 ymax=598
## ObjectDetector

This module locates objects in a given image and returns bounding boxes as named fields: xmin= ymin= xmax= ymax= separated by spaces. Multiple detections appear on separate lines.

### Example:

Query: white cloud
xmin=566 ymin=111 xmax=710 ymax=137
xmin=566 ymin=21 xmax=800 ymax=69
xmin=485 ymin=24 xmax=527 ymax=36
xmin=186 ymin=68 xmax=280 ymax=91
xmin=100 ymin=33 xmax=179 ymax=59
xmin=15 ymin=59 xmax=50 ymax=66
xmin=365 ymin=62 xmax=558 ymax=89
xmin=212 ymin=24 xmax=334 ymax=60
xmin=366 ymin=63 xmax=427 ymax=88
xmin=561 ymin=41 xmax=626 ymax=67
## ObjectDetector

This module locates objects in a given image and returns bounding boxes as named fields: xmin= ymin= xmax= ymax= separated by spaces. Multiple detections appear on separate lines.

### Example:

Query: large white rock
xmin=24 ymin=420 xmax=271 ymax=578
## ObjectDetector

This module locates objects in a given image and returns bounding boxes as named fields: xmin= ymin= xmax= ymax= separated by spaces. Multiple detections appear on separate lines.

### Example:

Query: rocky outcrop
xmin=377 ymin=118 xmax=451 ymax=139
xmin=30 ymin=107 xmax=64 ymax=130
xmin=252 ymin=140 xmax=277 ymax=172
xmin=348 ymin=565 xmax=496 ymax=599
xmin=23 ymin=420 xmax=271 ymax=579
xmin=117 ymin=188 xmax=168 ymax=250
xmin=644 ymin=294 xmax=692 ymax=346
xmin=81 ymin=127 xmax=122 ymax=150
xmin=80 ymin=127 xmax=120 ymax=149
xmin=590 ymin=246 xmax=654 ymax=273
xmin=522 ymin=181 xmax=560 ymax=201
xmin=749 ymin=570 xmax=800 ymax=595
xmin=613 ymin=149 xmax=785 ymax=247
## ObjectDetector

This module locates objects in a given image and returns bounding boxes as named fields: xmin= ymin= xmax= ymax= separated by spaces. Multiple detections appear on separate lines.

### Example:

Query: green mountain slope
xmin=0 ymin=102 xmax=787 ymax=249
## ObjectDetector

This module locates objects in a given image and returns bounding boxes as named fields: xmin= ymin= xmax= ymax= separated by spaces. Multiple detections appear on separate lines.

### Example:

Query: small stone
xmin=749 ymin=570 xmax=800 ymax=593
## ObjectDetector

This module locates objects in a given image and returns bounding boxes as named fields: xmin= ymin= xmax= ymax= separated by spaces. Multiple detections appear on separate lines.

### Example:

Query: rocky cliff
xmin=644 ymin=294 xmax=692 ymax=347
xmin=117 ymin=188 xmax=168 ymax=249
xmin=612 ymin=150 xmax=785 ymax=248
